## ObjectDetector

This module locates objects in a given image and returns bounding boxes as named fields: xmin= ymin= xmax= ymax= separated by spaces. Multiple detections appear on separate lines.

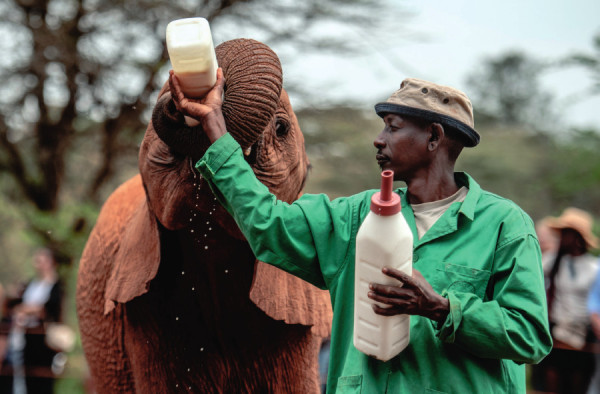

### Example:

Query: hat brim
xmin=546 ymin=219 xmax=599 ymax=249
xmin=374 ymin=103 xmax=480 ymax=147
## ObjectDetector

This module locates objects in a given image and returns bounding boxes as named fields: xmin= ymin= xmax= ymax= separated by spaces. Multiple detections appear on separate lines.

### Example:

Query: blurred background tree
xmin=0 ymin=0 xmax=398 ymax=279
xmin=466 ymin=51 xmax=557 ymax=129
xmin=561 ymin=32 xmax=600 ymax=96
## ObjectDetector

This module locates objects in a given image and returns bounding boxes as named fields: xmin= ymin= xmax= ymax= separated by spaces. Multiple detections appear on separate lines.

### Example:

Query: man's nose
xmin=373 ymin=133 xmax=385 ymax=149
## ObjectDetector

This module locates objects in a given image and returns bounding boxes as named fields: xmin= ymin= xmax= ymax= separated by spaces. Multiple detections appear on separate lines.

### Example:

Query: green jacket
xmin=196 ymin=133 xmax=552 ymax=393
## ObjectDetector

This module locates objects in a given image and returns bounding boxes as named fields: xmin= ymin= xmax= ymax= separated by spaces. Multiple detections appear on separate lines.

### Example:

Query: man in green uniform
xmin=170 ymin=69 xmax=552 ymax=392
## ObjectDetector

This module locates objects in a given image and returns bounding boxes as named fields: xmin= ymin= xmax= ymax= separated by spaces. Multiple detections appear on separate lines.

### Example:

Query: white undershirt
xmin=411 ymin=186 xmax=468 ymax=239
xmin=22 ymin=279 xmax=54 ymax=306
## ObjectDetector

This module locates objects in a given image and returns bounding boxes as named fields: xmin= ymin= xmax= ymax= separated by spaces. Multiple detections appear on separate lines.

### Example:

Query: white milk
xmin=166 ymin=17 xmax=218 ymax=126
xmin=354 ymin=169 xmax=413 ymax=361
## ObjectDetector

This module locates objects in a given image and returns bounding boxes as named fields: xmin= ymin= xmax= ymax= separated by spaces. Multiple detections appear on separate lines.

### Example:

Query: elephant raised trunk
xmin=219 ymin=39 xmax=283 ymax=150
xmin=152 ymin=39 xmax=283 ymax=157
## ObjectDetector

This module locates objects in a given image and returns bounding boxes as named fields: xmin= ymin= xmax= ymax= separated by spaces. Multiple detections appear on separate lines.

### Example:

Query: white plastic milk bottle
xmin=166 ymin=17 xmax=218 ymax=126
xmin=354 ymin=169 xmax=413 ymax=361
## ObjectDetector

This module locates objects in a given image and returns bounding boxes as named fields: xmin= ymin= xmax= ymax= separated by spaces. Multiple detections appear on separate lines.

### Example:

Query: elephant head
xmin=144 ymin=39 xmax=308 ymax=233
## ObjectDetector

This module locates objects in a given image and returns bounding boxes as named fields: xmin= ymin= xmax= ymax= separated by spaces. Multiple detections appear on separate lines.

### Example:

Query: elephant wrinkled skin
xmin=76 ymin=39 xmax=332 ymax=393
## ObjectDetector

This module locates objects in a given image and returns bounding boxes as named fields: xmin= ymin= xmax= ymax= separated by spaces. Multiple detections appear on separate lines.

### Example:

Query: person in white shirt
xmin=532 ymin=207 xmax=599 ymax=394
xmin=1 ymin=248 xmax=62 ymax=394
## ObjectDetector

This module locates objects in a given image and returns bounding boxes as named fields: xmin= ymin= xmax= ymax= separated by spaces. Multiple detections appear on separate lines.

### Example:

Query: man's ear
xmin=428 ymin=123 xmax=445 ymax=151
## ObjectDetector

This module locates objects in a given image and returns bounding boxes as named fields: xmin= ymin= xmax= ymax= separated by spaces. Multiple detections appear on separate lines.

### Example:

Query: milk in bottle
xmin=166 ymin=17 xmax=218 ymax=126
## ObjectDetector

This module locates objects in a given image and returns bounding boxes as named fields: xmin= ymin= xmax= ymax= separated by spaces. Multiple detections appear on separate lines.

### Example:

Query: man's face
xmin=559 ymin=228 xmax=587 ymax=256
xmin=373 ymin=113 xmax=430 ymax=181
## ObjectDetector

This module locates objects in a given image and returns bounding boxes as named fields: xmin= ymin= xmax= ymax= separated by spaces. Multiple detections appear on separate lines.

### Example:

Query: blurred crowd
xmin=532 ymin=207 xmax=600 ymax=394
xmin=0 ymin=248 xmax=73 ymax=394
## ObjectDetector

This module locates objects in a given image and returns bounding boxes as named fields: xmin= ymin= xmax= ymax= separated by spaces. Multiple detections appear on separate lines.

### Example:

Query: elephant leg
xmin=76 ymin=232 xmax=136 ymax=393
xmin=122 ymin=313 xmax=322 ymax=393
xmin=120 ymin=285 xmax=322 ymax=394
xmin=249 ymin=324 xmax=322 ymax=394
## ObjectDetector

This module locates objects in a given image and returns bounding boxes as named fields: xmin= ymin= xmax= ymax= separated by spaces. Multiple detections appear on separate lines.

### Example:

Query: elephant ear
xmin=100 ymin=175 xmax=161 ymax=315
xmin=250 ymin=261 xmax=333 ymax=337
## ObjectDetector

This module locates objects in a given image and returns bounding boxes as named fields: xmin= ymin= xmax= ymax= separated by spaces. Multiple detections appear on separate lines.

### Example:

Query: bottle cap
xmin=370 ymin=170 xmax=401 ymax=215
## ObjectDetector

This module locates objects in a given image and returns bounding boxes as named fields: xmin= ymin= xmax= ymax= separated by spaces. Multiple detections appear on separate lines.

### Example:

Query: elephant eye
xmin=275 ymin=117 xmax=290 ymax=137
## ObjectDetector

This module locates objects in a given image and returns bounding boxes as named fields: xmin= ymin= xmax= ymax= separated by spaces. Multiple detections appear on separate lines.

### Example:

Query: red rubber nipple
xmin=370 ymin=170 xmax=401 ymax=215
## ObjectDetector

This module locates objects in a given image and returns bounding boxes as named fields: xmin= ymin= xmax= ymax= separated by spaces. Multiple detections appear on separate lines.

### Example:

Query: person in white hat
xmin=532 ymin=207 xmax=599 ymax=393
xmin=168 ymin=69 xmax=552 ymax=392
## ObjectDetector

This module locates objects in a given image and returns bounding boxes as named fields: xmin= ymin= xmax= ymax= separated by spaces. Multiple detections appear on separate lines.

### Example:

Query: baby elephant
xmin=76 ymin=38 xmax=332 ymax=393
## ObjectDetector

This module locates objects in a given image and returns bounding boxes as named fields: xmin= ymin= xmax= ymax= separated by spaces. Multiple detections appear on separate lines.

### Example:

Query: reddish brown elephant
xmin=76 ymin=39 xmax=332 ymax=393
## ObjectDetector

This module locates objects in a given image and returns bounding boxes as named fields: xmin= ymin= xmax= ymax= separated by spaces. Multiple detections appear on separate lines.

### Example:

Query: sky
xmin=282 ymin=0 xmax=600 ymax=129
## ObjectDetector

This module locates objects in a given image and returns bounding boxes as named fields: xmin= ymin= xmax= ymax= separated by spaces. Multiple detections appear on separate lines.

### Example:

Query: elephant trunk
xmin=217 ymin=39 xmax=283 ymax=149
xmin=150 ymin=39 xmax=283 ymax=157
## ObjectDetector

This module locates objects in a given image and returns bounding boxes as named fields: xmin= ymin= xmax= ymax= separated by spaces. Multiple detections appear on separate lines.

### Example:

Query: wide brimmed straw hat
xmin=545 ymin=207 xmax=598 ymax=249
xmin=374 ymin=78 xmax=480 ymax=147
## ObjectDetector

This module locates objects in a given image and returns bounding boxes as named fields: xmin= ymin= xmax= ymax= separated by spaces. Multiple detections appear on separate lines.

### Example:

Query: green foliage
xmin=300 ymin=106 xmax=384 ymax=198
xmin=541 ymin=128 xmax=600 ymax=216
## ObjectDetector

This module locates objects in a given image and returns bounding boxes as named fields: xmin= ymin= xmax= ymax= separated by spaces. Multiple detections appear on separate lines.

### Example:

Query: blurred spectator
xmin=318 ymin=337 xmax=330 ymax=393
xmin=587 ymin=269 xmax=600 ymax=393
xmin=536 ymin=217 xmax=560 ymax=262
xmin=532 ymin=208 xmax=599 ymax=394
xmin=0 ymin=248 xmax=63 ymax=394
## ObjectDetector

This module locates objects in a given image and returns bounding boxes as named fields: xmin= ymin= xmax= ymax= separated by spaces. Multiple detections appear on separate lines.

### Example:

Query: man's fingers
xmin=202 ymin=68 xmax=225 ymax=105
xmin=168 ymin=70 xmax=187 ymax=113
xmin=215 ymin=67 xmax=224 ymax=88
xmin=381 ymin=267 xmax=412 ymax=283
xmin=372 ymin=304 xmax=401 ymax=316
xmin=369 ymin=282 xmax=405 ymax=295
xmin=368 ymin=287 xmax=409 ymax=303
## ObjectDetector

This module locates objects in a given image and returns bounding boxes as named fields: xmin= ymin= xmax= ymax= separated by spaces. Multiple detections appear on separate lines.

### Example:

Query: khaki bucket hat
xmin=375 ymin=78 xmax=480 ymax=147
xmin=546 ymin=207 xmax=598 ymax=249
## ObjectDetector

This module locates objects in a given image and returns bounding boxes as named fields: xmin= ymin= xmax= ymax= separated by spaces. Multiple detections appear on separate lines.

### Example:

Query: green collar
xmin=396 ymin=172 xmax=481 ymax=246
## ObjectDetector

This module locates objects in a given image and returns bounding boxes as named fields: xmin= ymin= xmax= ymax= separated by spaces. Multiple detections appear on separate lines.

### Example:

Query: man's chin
xmin=377 ymin=161 xmax=389 ymax=171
